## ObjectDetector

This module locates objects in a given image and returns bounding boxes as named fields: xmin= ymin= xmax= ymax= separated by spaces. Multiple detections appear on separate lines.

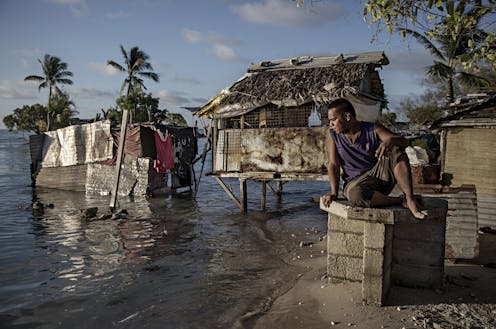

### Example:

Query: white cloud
xmin=182 ymin=29 xmax=204 ymax=43
xmin=181 ymin=28 xmax=244 ymax=62
xmin=14 ymin=48 xmax=44 ymax=58
xmin=231 ymin=0 xmax=345 ymax=27
xmin=46 ymin=0 xmax=88 ymax=16
xmin=192 ymin=97 xmax=208 ymax=104
xmin=88 ymin=62 xmax=120 ymax=76
xmin=174 ymin=76 xmax=201 ymax=85
xmin=211 ymin=44 xmax=239 ymax=62
xmin=72 ymin=87 xmax=116 ymax=99
xmin=157 ymin=89 xmax=191 ymax=105
xmin=0 ymin=81 xmax=37 ymax=100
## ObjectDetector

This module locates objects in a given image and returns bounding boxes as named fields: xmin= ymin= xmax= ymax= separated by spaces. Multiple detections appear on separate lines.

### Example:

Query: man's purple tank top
xmin=330 ymin=122 xmax=379 ymax=184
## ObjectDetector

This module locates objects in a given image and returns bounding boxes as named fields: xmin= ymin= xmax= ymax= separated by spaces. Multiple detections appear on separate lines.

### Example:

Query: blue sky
xmin=0 ymin=0 xmax=435 ymax=128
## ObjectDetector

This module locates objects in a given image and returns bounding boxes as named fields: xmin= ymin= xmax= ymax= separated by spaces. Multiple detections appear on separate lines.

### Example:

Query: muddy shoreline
xmin=251 ymin=233 xmax=496 ymax=329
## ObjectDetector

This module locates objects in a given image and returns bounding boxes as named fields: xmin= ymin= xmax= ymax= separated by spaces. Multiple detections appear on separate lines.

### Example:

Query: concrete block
xmin=348 ymin=207 xmax=394 ymax=224
xmin=327 ymin=231 xmax=363 ymax=257
xmin=322 ymin=197 xmax=447 ymax=304
xmin=328 ymin=214 xmax=364 ymax=234
xmin=362 ymin=274 xmax=388 ymax=306
xmin=363 ymin=222 xmax=386 ymax=249
xmin=327 ymin=254 xmax=363 ymax=282
xmin=363 ymin=248 xmax=385 ymax=277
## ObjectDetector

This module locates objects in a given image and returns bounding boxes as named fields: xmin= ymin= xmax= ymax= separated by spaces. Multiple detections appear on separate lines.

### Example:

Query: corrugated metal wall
xmin=444 ymin=127 xmax=496 ymax=228
xmin=419 ymin=186 xmax=479 ymax=259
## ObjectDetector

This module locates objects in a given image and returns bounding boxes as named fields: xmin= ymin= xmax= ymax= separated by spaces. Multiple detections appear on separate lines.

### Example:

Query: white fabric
xmin=405 ymin=146 xmax=429 ymax=165
xmin=41 ymin=120 xmax=113 ymax=168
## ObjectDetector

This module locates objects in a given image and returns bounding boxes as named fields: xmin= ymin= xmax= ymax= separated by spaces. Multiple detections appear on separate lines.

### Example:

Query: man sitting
xmin=322 ymin=98 xmax=426 ymax=219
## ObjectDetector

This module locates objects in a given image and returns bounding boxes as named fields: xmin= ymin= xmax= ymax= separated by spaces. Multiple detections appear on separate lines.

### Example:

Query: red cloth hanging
xmin=154 ymin=131 xmax=174 ymax=173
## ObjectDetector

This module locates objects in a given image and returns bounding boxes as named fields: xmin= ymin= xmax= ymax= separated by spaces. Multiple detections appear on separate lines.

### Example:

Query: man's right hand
xmin=322 ymin=193 xmax=337 ymax=207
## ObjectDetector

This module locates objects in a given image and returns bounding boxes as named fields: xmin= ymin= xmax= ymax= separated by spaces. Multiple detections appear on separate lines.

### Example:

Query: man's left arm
xmin=374 ymin=123 xmax=411 ymax=159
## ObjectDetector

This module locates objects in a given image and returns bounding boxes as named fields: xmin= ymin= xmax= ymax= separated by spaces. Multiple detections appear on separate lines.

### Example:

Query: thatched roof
xmin=196 ymin=51 xmax=389 ymax=118
xmin=430 ymin=94 xmax=496 ymax=129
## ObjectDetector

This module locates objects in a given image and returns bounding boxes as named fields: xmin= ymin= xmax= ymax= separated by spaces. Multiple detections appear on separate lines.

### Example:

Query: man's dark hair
xmin=328 ymin=98 xmax=356 ymax=118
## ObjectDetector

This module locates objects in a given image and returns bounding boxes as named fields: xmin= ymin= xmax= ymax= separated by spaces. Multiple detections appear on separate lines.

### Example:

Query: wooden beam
xmin=267 ymin=181 xmax=278 ymax=196
xmin=214 ymin=176 xmax=242 ymax=210
xmin=211 ymin=172 xmax=329 ymax=181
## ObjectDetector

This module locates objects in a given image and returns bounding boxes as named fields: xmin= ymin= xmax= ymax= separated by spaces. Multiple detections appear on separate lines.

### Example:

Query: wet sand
xmin=252 ymin=233 xmax=496 ymax=329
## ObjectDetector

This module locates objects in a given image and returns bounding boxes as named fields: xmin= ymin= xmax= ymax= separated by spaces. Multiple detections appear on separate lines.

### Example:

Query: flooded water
xmin=0 ymin=130 xmax=329 ymax=329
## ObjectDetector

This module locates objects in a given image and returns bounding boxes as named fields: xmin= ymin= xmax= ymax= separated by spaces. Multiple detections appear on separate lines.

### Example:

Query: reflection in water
xmin=0 ymin=133 xmax=330 ymax=328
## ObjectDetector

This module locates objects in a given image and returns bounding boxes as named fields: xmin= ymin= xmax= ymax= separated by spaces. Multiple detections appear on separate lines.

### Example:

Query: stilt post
xmin=240 ymin=178 xmax=247 ymax=213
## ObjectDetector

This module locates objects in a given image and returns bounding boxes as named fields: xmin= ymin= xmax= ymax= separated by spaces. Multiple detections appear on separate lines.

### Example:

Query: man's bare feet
xmin=403 ymin=195 xmax=428 ymax=219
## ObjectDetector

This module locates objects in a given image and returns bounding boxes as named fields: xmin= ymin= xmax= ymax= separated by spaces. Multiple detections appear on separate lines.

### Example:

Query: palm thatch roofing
xmin=430 ymin=94 xmax=496 ymax=129
xmin=195 ymin=51 xmax=389 ymax=118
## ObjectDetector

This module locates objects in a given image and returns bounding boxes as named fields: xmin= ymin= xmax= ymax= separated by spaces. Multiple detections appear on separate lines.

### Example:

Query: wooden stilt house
xmin=195 ymin=51 xmax=389 ymax=211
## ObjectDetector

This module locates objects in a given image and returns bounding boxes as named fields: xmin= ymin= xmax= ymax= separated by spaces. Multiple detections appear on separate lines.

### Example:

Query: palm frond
xmin=457 ymin=71 xmax=492 ymax=88
xmin=399 ymin=28 xmax=445 ymax=60
xmin=426 ymin=61 xmax=454 ymax=79
xmin=120 ymin=45 xmax=129 ymax=64
xmin=107 ymin=60 xmax=126 ymax=72
xmin=38 ymin=81 xmax=48 ymax=91
xmin=56 ymin=78 xmax=73 ymax=85
xmin=24 ymin=75 xmax=44 ymax=82
xmin=139 ymin=71 xmax=159 ymax=82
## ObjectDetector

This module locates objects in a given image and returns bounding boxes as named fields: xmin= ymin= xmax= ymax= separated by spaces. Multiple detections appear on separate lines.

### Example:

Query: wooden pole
xmin=212 ymin=119 xmax=218 ymax=172
xmin=240 ymin=178 xmax=247 ymax=213
xmin=277 ymin=181 xmax=283 ymax=198
xmin=261 ymin=181 xmax=267 ymax=210
xmin=214 ymin=176 xmax=242 ymax=210
xmin=109 ymin=109 xmax=129 ymax=211
xmin=194 ymin=122 xmax=212 ymax=195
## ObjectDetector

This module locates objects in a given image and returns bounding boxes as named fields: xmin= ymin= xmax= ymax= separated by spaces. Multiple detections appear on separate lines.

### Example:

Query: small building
xmin=29 ymin=120 xmax=197 ymax=197
xmin=195 ymin=51 xmax=389 ymax=211
xmin=430 ymin=94 xmax=496 ymax=229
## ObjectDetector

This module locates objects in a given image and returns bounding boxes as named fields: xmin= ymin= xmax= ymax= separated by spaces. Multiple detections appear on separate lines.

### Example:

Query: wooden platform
xmin=209 ymin=172 xmax=328 ymax=212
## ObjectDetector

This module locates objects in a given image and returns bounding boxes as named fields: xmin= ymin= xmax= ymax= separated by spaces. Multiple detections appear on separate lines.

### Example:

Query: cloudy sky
xmin=0 ymin=0 xmax=434 ymax=128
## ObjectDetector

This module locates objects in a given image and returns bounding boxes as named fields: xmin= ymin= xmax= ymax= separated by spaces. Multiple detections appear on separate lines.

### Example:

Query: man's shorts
xmin=343 ymin=146 xmax=404 ymax=207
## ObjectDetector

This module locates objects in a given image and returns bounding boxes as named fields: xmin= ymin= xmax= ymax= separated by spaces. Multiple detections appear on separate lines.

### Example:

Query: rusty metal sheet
xmin=240 ymin=127 xmax=328 ymax=173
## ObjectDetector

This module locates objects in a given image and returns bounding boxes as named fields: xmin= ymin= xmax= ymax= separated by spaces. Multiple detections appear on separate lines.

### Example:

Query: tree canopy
xmin=3 ymin=93 xmax=79 ymax=134
xmin=24 ymin=54 xmax=74 ymax=130
xmin=107 ymin=45 xmax=159 ymax=97
xmin=102 ymin=92 xmax=187 ymax=126
xmin=363 ymin=0 xmax=496 ymax=71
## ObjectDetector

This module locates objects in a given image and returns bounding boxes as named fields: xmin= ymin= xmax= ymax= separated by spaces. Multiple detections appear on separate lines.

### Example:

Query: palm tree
xmin=107 ymin=45 xmax=159 ymax=97
xmin=24 ymin=54 xmax=73 ymax=131
xmin=400 ymin=1 xmax=491 ymax=104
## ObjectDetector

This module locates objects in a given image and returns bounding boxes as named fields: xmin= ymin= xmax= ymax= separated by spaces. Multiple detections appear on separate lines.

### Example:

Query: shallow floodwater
xmin=0 ymin=130 xmax=329 ymax=329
